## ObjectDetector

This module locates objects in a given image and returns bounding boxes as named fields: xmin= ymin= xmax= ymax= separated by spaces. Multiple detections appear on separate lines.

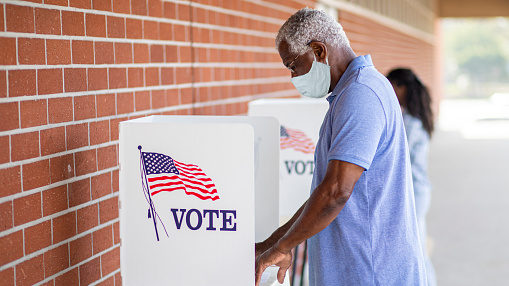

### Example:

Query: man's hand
xmin=255 ymin=245 xmax=292 ymax=286
xmin=255 ymin=242 xmax=269 ymax=260
xmin=255 ymin=242 xmax=267 ymax=260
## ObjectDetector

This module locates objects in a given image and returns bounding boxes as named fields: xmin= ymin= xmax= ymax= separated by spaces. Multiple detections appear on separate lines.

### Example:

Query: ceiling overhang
xmin=439 ymin=0 xmax=509 ymax=17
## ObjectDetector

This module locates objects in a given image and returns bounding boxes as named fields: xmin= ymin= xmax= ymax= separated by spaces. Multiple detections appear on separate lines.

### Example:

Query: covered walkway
xmin=428 ymin=98 xmax=509 ymax=285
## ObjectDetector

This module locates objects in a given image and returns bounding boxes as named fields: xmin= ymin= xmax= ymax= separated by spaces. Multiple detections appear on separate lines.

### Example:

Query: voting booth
xmin=248 ymin=99 xmax=329 ymax=224
xmin=119 ymin=115 xmax=286 ymax=285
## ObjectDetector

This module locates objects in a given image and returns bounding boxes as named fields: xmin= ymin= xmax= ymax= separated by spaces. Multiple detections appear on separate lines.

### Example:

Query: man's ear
xmin=309 ymin=42 xmax=327 ymax=63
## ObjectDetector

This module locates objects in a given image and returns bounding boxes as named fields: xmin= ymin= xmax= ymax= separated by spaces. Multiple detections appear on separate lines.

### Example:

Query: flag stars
xmin=142 ymin=152 xmax=180 ymax=175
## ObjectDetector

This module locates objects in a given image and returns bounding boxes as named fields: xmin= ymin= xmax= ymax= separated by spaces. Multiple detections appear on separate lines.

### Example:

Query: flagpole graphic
xmin=139 ymin=145 xmax=168 ymax=241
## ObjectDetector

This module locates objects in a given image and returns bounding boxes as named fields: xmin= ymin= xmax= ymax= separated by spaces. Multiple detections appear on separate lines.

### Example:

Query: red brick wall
xmin=0 ymin=1 xmax=436 ymax=285
xmin=0 ymin=1 xmax=305 ymax=285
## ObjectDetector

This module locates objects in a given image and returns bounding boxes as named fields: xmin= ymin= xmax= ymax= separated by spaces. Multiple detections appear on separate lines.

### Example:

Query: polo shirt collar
xmin=326 ymin=55 xmax=374 ymax=103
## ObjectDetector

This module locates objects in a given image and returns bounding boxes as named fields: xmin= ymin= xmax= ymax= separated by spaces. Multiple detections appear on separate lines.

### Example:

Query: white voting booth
xmin=248 ymin=99 xmax=328 ymax=286
xmin=248 ymin=99 xmax=329 ymax=224
xmin=119 ymin=115 xmax=287 ymax=286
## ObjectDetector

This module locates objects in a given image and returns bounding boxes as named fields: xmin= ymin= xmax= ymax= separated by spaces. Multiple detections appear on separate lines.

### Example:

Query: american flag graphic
xmin=141 ymin=151 xmax=220 ymax=201
xmin=280 ymin=125 xmax=316 ymax=154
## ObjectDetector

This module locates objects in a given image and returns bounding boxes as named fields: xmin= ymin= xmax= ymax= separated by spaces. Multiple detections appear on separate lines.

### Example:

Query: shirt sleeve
xmin=327 ymin=84 xmax=386 ymax=170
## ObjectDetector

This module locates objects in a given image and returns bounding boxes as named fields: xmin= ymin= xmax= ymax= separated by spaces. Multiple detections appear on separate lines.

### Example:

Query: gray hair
xmin=276 ymin=8 xmax=351 ymax=55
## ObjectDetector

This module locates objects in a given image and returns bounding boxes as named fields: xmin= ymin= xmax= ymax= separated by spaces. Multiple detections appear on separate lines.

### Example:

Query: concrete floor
xmin=427 ymin=98 xmax=509 ymax=286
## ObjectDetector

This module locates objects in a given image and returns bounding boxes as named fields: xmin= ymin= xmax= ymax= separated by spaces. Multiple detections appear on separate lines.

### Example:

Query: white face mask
xmin=290 ymin=54 xmax=331 ymax=98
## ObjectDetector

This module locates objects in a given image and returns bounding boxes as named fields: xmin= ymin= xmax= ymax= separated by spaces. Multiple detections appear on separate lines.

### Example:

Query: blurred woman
xmin=387 ymin=68 xmax=436 ymax=286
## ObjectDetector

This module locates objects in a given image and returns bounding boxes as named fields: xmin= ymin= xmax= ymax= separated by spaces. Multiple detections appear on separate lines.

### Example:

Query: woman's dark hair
xmin=387 ymin=68 xmax=434 ymax=136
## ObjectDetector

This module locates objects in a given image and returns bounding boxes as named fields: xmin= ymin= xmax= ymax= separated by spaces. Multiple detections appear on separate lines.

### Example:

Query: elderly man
xmin=255 ymin=8 xmax=427 ymax=286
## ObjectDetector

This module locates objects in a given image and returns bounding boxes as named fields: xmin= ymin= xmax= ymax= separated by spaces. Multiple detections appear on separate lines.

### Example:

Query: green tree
xmin=445 ymin=18 xmax=509 ymax=83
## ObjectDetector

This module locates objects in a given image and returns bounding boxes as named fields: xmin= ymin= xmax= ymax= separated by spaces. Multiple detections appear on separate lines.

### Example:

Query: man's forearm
xmin=273 ymin=160 xmax=363 ymax=253
xmin=275 ymin=181 xmax=350 ymax=252
xmin=259 ymin=201 xmax=307 ymax=249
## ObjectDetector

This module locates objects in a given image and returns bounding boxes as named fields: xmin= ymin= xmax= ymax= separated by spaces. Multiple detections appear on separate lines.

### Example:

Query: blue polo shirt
xmin=308 ymin=55 xmax=427 ymax=285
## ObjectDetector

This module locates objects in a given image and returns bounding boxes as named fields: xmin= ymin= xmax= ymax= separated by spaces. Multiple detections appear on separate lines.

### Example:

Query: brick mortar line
xmin=113 ymin=90 xmax=118 ymax=121
xmin=8 ymin=134 xmax=12 ymax=166
xmin=0 ymin=103 xmax=190 ymax=136
xmin=66 ymin=243 xmax=71 ymax=280
xmin=168 ymin=0 xmax=285 ymax=25
xmin=293 ymin=0 xmax=314 ymax=6
xmin=0 ymin=87 xmax=295 ymax=165
xmin=0 ymin=31 xmax=277 ymax=53
xmin=0 ymin=88 xmax=297 ymax=197
xmin=0 ymin=138 xmax=119 ymax=169
xmin=0 ymin=85 xmax=292 ymax=140
xmin=14 ymin=18 xmax=18 ymax=65
xmin=191 ymin=88 xmax=298 ymax=108
xmin=187 ymin=20 xmax=277 ymax=39
xmin=5 ymin=68 xmax=9 ymax=108
xmin=242 ymin=0 xmax=297 ymax=14
xmin=0 ymin=211 xmax=120 ymax=272
xmin=0 ymin=165 xmax=118 ymax=205
xmin=50 ymin=219 xmax=53 ymax=255
xmin=0 ymin=86 xmax=294 ymax=156
xmin=2 ymin=2 xmax=6 ymax=38
xmin=0 ymin=32 xmax=196 ymax=46
xmin=33 ymin=243 xmax=121 ymax=286
xmin=12 ymin=261 xmax=16 ymax=286
xmin=0 ymin=76 xmax=289 ymax=104
xmin=0 ymin=0 xmax=277 ymax=38
xmin=82 ymin=4 xmax=87 ymax=36
xmin=0 ymin=62 xmax=284 ymax=71
xmin=88 ymin=268 xmax=121 ymax=286
xmin=1 ymin=0 xmax=282 ymax=27
xmin=22 ymin=223 xmax=25 ymax=257
xmin=77 ymin=260 xmax=81 ymax=286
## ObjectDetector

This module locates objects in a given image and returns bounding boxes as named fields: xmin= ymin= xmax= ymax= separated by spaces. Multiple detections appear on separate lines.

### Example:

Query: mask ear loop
xmin=313 ymin=52 xmax=329 ymax=66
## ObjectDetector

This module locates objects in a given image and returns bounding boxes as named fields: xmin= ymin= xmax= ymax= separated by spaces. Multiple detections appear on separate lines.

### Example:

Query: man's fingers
xmin=254 ymin=268 xmax=261 ymax=286
xmin=255 ymin=246 xmax=292 ymax=285
xmin=276 ymin=252 xmax=292 ymax=284
xmin=254 ymin=262 xmax=267 ymax=286
xmin=277 ymin=266 xmax=288 ymax=284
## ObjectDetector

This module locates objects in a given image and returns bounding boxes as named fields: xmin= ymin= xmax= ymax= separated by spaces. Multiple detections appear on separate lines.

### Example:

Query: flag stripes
xmin=280 ymin=126 xmax=316 ymax=154
xmin=141 ymin=151 xmax=220 ymax=201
